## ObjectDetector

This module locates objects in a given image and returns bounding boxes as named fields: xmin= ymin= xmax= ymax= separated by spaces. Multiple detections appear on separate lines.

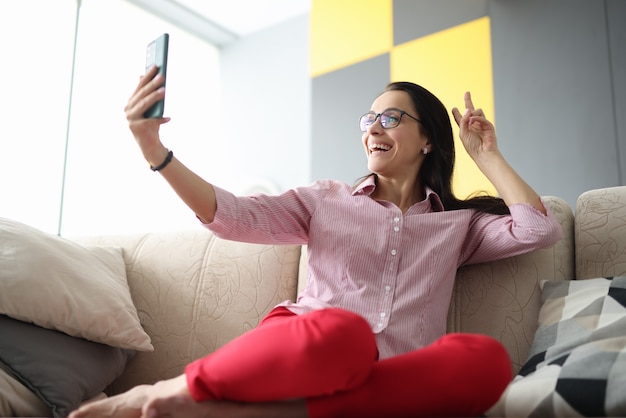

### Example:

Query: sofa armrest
xmin=575 ymin=186 xmax=626 ymax=279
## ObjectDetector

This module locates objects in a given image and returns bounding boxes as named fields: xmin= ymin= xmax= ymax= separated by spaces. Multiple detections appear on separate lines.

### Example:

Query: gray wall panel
xmin=311 ymin=54 xmax=390 ymax=183
xmin=490 ymin=0 xmax=619 ymax=208
xmin=393 ymin=0 xmax=488 ymax=45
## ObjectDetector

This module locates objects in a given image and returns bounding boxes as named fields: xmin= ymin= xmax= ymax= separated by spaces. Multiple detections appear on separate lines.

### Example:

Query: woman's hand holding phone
xmin=125 ymin=59 xmax=170 ymax=168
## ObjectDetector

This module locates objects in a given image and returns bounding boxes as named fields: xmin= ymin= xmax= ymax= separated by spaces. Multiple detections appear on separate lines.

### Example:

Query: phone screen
xmin=143 ymin=33 xmax=169 ymax=118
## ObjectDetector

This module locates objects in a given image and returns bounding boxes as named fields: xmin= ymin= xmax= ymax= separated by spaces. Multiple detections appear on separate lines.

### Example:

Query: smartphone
xmin=143 ymin=33 xmax=169 ymax=118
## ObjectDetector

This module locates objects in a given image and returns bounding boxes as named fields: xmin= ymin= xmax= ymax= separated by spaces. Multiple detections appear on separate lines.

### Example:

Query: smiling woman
xmin=67 ymin=70 xmax=562 ymax=417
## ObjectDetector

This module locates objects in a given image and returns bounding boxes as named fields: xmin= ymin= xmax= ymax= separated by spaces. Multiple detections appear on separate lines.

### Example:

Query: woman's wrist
xmin=144 ymin=146 xmax=170 ymax=169
xmin=150 ymin=149 xmax=173 ymax=171
xmin=473 ymin=149 xmax=505 ymax=174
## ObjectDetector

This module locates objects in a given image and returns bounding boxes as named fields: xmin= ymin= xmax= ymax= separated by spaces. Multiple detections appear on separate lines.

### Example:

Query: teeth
xmin=369 ymin=143 xmax=391 ymax=152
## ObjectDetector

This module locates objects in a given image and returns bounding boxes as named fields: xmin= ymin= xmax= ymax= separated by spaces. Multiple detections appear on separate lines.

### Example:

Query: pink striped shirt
xmin=205 ymin=176 xmax=562 ymax=359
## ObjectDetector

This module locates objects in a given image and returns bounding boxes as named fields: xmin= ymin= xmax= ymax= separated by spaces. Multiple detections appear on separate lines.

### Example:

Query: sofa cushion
xmin=487 ymin=277 xmax=626 ymax=417
xmin=0 ymin=314 xmax=134 ymax=417
xmin=0 ymin=217 xmax=152 ymax=351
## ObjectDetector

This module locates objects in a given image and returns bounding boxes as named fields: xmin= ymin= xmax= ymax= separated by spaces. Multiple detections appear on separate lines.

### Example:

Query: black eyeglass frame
xmin=359 ymin=110 xmax=421 ymax=132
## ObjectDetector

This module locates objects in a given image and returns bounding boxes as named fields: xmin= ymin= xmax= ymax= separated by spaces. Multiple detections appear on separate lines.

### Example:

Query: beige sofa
xmin=7 ymin=186 xmax=624 ymax=417
xmin=91 ymin=185 xmax=625 ymax=409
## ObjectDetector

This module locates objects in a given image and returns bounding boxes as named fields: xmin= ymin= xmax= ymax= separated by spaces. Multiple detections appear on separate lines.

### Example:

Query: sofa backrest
xmin=575 ymin=186 xmax=626 ymax=280
xmin=447 ymin=196 xmax=575 ymax=373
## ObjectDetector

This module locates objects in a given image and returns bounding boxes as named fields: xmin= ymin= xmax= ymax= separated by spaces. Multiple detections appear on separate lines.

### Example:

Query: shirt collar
xmin=352 ymin=175 xmax=445 ymax=212
xmin=426 ymin=189 xmax=445 ymax=212
xmin=352 ymin=175 xmax=377 ymax=196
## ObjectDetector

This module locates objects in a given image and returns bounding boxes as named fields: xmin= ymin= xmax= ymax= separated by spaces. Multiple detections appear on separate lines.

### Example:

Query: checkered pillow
xmin=487 ymin=277 xmax=626 ymax=417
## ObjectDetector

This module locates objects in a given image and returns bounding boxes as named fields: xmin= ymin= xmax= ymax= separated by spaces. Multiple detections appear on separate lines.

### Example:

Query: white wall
xmin=219 ymin=14 xmax=311 ymax=194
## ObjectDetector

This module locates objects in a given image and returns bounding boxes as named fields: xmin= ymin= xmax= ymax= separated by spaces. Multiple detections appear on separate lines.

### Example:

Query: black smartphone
xmin=143 ymin=33 xmax=169 ymax=118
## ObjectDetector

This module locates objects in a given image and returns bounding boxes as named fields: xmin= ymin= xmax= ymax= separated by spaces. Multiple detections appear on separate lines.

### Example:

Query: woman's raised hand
xmin=451 ymin=91 xmax=499 ymax=161
xmin=452 ymin=91 xmax=547 ymax=212
xmin=124 ymin=65 xmax=170 ymax=165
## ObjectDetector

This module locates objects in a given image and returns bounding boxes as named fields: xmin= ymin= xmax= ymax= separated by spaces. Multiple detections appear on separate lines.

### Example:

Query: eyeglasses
xmin=359 ymin=110 xmax=421 ymax=132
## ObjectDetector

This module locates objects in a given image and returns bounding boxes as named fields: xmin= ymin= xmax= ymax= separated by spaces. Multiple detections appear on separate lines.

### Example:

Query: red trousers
xmin=185 ymin=307 xmax=512 ymax=417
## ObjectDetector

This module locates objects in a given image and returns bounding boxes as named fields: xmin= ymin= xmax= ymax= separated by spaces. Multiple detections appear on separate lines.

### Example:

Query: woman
xmin=70 ymin=67 xmax=561 ymax=418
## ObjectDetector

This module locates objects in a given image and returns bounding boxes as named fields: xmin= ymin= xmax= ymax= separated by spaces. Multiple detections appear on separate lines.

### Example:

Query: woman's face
xmin=361 ymin=90 xmax=430 ymax=178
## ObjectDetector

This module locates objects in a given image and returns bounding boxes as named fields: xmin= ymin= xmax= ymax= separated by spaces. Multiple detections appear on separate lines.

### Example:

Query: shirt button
xmin=385 ymin=285 xmax=391 ymax=292
xmin=393 ymin=226 xmax=400 ymax=232
xmin=394 ymin=217 xmax=400 ymax=222
xmin=391 ymin=249 xmax=397 ymax=256
xmin=380 ymin=312 xmax=386 ymax=318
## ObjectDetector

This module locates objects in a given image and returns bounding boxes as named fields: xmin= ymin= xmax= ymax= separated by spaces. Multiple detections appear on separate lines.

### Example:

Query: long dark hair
xmin=363 ymin=81 xmax=509 ymax=215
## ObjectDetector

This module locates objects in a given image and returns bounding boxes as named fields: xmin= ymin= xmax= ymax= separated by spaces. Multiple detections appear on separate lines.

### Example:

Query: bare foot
xmin=140 ymin=374 xmax=194 ymax=417
xmin=70 ymin=374 xmax=308 ymax=418
xmin=140 ymin=375 xmax=249 ymax=417
xmin=140 ymin=374 xmax=309 ymax=418
xmin=68 ymin=384 xmax=152 ymax=418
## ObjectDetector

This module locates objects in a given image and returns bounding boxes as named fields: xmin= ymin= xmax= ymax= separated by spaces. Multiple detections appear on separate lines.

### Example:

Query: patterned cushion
xmin=487 ymin=277 xmax=626 ymax=417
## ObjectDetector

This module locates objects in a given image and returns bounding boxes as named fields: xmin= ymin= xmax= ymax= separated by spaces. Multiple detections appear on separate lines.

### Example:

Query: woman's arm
xmin=451 ymin=92 xmax=546 ymax=215
xmin=124 ymin=66 xmax=217 ymax=223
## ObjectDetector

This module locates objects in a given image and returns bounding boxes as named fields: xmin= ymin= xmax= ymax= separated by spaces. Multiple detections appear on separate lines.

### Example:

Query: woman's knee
xmin=438 ymin=333 xmax=512 ymax=412
xmin=299 ymin=309 xmax=377 ymax=387
xmin=439 ymin=333 xmax=511 ymax=375
xmin=304 ymin=308 xmax=376 ymax=354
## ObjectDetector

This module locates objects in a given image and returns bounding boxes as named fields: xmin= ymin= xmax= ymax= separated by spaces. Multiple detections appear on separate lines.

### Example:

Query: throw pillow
xmin=0 ymin=314 xmax=135 ymax=418
xmin=0 ymin=217 xmax=152 ymax=351
xmin=486 ymin=277 xmax=626 ymax=417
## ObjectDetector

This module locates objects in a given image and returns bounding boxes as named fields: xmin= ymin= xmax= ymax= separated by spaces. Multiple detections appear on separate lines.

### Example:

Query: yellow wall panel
xmin=310 ymin=0 xmax=393 ymax=77
xmin=391 ymin=17 xmax=497 ymax=199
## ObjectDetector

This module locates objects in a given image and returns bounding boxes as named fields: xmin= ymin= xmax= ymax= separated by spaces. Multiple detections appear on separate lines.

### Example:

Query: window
xmin=1 ymin=0 xmax=220 ymax=236
xmin=0 ymin=0 xmax=76 ymax=233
